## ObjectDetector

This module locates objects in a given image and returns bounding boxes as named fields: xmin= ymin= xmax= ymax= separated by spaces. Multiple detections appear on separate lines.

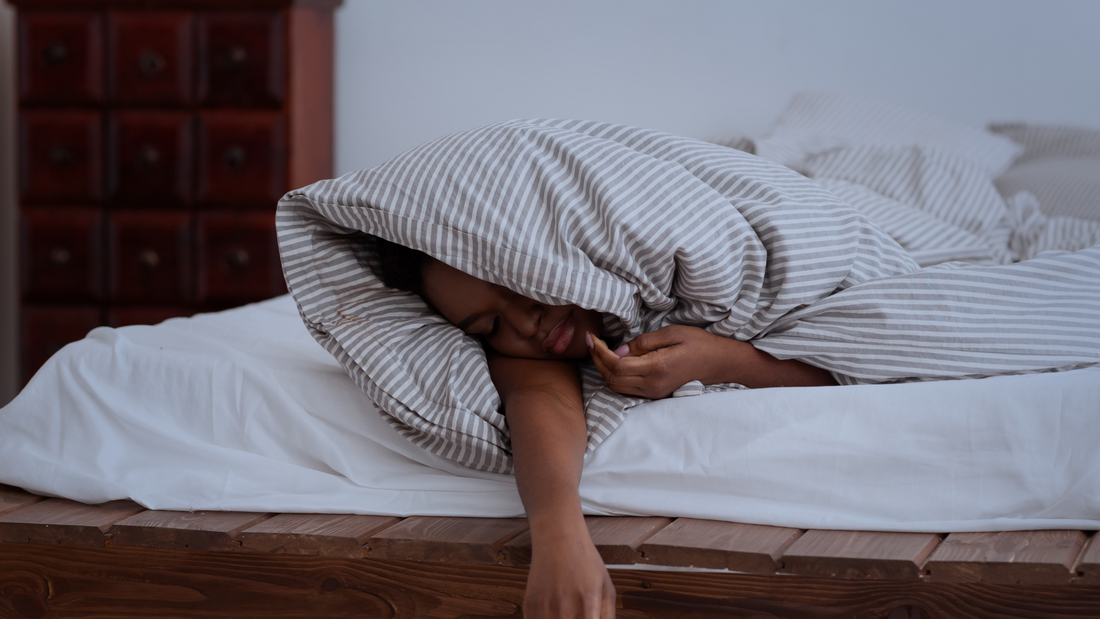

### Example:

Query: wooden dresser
xmin=11 ymin=0 xmax=340 ymax=384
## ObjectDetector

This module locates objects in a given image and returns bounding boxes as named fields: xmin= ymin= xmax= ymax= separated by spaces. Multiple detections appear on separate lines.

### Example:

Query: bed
xmin=3 ymin=93 xmax=1100 ymax=617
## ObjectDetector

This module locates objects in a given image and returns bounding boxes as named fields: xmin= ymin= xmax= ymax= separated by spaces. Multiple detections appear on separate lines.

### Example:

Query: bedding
xmin=990 ymin=122 xmax=1100 ymax=222
xmin=2 ymin=294 xmax=1100 ymax=533
xmin=278 ymin=101 xmax=1100 ymax=473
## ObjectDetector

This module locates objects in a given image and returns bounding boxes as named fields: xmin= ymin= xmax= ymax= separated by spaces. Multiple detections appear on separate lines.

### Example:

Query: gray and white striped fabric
xmin=278 ymin=119 xmax=1100 ymax=473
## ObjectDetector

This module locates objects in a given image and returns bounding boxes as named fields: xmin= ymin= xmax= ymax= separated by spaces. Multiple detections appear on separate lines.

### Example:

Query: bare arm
xmin=487 ymin=352 xmax=615 ymax=619
xmin=589 ymin=325 xmax=835 ymax=400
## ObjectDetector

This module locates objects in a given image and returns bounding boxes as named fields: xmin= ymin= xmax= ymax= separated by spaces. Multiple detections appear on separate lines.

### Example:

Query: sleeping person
xmin=278 ymin=118 xmax=1100 ymax=618
xmin=374 ymin=235 xmax=839 ymax=617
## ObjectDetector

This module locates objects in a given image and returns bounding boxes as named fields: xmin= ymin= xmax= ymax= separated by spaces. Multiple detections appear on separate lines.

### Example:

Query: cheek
xmin=484 ymin=335 xmax=547 ymax=360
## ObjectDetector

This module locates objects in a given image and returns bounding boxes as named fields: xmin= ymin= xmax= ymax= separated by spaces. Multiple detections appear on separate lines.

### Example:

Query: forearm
xmin=488 ymin=356 xmax=590 ymax=539
xmin=488 ymin=354 xmax=615 ymax=617
xmin=704 ymin=337 xmax=836 ymax=388
xmin=508 ymin=389 xmax=589 ymax=539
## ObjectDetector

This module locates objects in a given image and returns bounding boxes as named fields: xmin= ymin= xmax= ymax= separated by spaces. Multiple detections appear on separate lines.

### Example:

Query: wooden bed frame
xmin=2 ymin=484 xmax=1098 ymax=618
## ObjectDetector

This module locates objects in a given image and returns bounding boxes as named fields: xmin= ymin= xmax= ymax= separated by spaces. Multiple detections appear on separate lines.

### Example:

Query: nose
xmin=503 ymin=295 xmax=542 ymax=339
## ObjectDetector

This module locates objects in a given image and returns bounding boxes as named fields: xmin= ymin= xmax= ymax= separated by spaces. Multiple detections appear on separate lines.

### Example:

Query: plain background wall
xmin=2 ymin=0 xmax=1099 ymax=406
xmin=333 ymin=0 xmax=1100 ymax=173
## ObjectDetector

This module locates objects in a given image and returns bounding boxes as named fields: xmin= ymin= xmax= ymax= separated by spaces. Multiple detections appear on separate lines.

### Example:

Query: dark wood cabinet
xmin=11 ymin=0 xmax=341 ymax=384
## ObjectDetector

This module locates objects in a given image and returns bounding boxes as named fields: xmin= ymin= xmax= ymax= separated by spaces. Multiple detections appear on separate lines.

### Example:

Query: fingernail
xmin=613 ymin=345 xmax=629 ymax=357
xmin=585 ymin=332 xmax=593 ymax=348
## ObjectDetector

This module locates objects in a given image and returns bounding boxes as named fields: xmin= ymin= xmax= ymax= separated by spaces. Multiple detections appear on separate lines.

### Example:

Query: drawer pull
xmin=223 ymin=146 xmax=246 ymax=170
xmin=228 ymin=45 xmax=249 ymax=68
xmin=43 ymin=42 xmax=69 ymax=66
xmin=138 ymin=51 xmax=168 ymax=78
xmin=48 ymin=246 xmax=72 ymax=267
xmin=226 ymin=248 xmax=250 ymax=270
xmin=138 ymin=145 xmax=161 ymax=169
xmin=49 ymin=146 xmax=74 ymax=167
xmin=137 ymin=249 xmax=161 ymax=272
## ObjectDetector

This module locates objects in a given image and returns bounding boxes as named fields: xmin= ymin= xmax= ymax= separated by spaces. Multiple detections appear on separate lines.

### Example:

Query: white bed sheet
xmin=2 ymin=295 xmax=1098 ymax=532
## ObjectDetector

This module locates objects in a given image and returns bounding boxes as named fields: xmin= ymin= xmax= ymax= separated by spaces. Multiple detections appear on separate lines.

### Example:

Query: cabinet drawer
xmin=107 ymin=11 xmax=194 ymax=105
xmin=21 ymin=305 xmax=104 ymax=385
xmin=18 ymin=11 xmax=104 ymax=104
xmin=19 ymin=110 xmax=104 ymax=204
xmin=108 ymin=111 xmax=194 ymax=207
xmin=107 ymin=211 xmax=193 ymax=304
xmin=21 ymin=208 xmax=105 ymax=303
xmin=195 ymin=212 xmax=285 ymax=305
xmin=198 ymin=11 xmax=285 ymax=108
xmin=196 ymin=111 xmax=286 ymax=208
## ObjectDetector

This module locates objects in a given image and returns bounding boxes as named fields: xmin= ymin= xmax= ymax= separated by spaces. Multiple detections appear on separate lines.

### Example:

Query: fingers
xmin=588 ymin=333 xmax=672 ymax=399
xmin=600 ymin=571 xmax=617 ymax=619
xmin=587 ymin=334 xmax=652 ymax=378
xmin=621 ymin=325 xmax=686 ymax=356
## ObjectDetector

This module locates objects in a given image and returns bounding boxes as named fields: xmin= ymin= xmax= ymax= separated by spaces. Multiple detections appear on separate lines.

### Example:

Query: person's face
xmin=421 ymin=260 xmax=603 ymax=360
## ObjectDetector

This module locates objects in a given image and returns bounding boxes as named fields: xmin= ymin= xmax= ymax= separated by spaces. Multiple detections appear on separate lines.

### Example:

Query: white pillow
xmin=990 ymin=123 xmax=1100 ymax=221
xmin=750 ymin=91 xmax=1022 ymax=178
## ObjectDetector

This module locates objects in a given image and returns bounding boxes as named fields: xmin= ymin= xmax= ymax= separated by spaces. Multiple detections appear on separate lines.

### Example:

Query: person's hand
xmin=587 ymin=325 xmax=737 ymax=399
xmin=523 ymin=524 xmax=615 ymax=618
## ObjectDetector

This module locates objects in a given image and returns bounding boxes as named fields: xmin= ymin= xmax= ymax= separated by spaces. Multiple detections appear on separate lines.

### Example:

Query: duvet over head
xmin=276 ymin=118 xmax=1100 ymax=473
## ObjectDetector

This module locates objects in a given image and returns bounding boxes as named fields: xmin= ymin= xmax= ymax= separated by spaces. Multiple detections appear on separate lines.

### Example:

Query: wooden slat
xmin=8 ymin=542 xmax=1100 ymax=619
xmin=238 ymin=513 xmax=402 ymax=558
xmin=924 ymin=530 xmax=1087 ymax=585
xmin=109 ymin=510 xmax=272 ymax=551
xmin=638 ymin=518 xmax=800 ymax=574
xmin=503 ymin=516 xmax=672 ymax=566
xmin=368 ymin=516 xmax=528 ymax=564
xmin=0 ymin=498 xmax=144 ymax=546
xmin=0 ymin=485 xmax=44 ymax=516
xmin=779 ymin=530 xmax=941 ymax=580
xmin=1074 ymin=533 xmax=1100 ymax=585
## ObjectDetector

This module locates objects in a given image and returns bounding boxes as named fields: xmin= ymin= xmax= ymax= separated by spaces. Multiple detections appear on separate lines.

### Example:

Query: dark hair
xmin=374 ymin=236 xmax=431 ymax=296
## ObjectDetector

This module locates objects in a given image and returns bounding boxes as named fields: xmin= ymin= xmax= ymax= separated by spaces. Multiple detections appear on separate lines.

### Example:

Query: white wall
xmin=334 ymin=0 xmax=1100 ymax=173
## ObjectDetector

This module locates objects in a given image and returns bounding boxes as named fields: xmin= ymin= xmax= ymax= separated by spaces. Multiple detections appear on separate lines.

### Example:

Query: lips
xmin=542 ymin=313 xmax=576 ymax=355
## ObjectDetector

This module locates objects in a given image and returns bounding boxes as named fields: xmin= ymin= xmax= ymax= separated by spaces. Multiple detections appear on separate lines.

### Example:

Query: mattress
xmin=2 ymin=294 xmax=1098 ymax=532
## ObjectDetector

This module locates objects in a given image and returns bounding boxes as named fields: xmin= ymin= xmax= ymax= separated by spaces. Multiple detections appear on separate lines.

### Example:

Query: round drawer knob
xmin=228 ymin=45 xmax=248 ymax=68
xmin=227 ymin=249 xmax=250 ymax=270
xmin=138 ymin=145 xmax=161 ymax=169
xmin=137 ymin=249 xmax=161 ymax=272
xmin=223 ymin=146 xmax=246 ymax=170
xmin=43 ymin=42 xmax=69 ymax=66
xmin=48 ymin=246 xmax=72 ymax=267
xmin=138 ymin=50 xmax=167 ymax=77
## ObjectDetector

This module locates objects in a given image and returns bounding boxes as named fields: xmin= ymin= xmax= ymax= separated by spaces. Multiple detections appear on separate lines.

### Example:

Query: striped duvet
xmin=277 ymin=117 xmax=1100 ymax=474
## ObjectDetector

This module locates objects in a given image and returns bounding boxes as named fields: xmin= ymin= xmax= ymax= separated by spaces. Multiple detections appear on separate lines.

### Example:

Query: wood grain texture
xmin=0 ymin=498 xmax=144 ymax=546
xmin=238 ymin=513 xmax=402 ymax=558
xmin=638 ymin=518 xmax=800 ymax=574
xmin=109 ymin=509 xmax=272 ymax=551
xmin=503 ymin=516 xmax=673 ymax=566
xmin=925 ymin=530 xmax=1088 ymax=585
xmin=287 ymin=4 xmax=335 ymax=189
xmin=779 ymin=529 xmax=942 ymax=580
xmin=1072 ymin=533 xmax=1100 ymax=585
xmin=0 ymin=485 xmax=43 ymax=516
xmin=368 ymin=516 xmax=529 ymax=564
xmin=4 ymin=542 xmax=1100 ymax=619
